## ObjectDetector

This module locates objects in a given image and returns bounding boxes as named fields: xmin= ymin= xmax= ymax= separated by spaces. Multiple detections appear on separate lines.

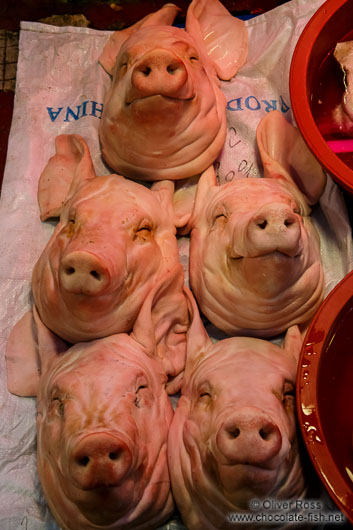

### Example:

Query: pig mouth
xmin=216 ymin=462 xmax=282 ymax=497
xmin=125 ymin=93 xmax=195 ymax=106
xmin=230 ymin=250 xmax=302 ymax=261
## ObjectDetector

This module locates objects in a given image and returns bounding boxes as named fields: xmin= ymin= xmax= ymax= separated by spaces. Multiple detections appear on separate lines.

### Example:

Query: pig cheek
xmin=37 ymin=406 xmax=68 ymax=486
xmin=126 ymin=237 xmax=162 ymax=286
xmin=302 ymin=216 xmax=321 ymax=265
xmin=186 ymin=400 xmax=216 ymax=459
xmin=33 ymin=225 xmax=74 ymax=310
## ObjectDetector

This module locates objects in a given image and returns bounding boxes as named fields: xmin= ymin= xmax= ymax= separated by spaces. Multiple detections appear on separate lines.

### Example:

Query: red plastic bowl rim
xmin=290 ymin=0 xmax=353 ymax=193
xmin=297 ymin=269 xmax=353 ymax=523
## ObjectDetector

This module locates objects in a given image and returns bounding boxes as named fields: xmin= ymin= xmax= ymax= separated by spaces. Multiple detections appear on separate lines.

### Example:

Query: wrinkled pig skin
xmin=99 ymin=0 xmax=248 ymax=181
xmin=333 ymin=41 xmax=353 ymax=132
xmin=181 ymin=111 xmax=326 ymax=337
xmin=168 ymin=308 xmax=306 ymax=530
xmin=33 ymin=134 xmax=185 ymax=344
xmin=38 ymin=338 xmax=174 ymax=530
xmin=5 ymin=279 xmax=186 ymax=529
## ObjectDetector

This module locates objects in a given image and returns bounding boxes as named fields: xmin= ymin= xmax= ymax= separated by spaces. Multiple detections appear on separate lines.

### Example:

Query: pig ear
xmin=99 ymin=4 xmax=181 ymax=75
xmin=38 ymin=134 xmax=96 ymax=221
xmin=151 ymin=179 xmax=175 ymax=214
xmin=131 ymin=264 xmax=190 ymax=394
xmin=186 ymin=0 xmax=248 ymax=80
xmin=173 ymin=167 xmax=217 ymax=233
xmin=281 ymin=325 xmax=304 ymax=364
xmin=5 ymin=307 xmax=67 ymax=397
xmin=256 ymin=110 xmax=327 ymax=205
xmin=183 ymin=286 xmax=212 ymax=377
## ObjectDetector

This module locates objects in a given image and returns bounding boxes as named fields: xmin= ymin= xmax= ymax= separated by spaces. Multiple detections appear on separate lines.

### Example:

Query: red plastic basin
xmin=290 ymin=0 xmax=353 ymax=194
xmin=297 ymin=270 xmax=353 ymax=524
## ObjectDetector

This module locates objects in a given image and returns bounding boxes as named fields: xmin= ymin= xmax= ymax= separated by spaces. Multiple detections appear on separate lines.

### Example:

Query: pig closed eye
xmin=198 ymin=385 xmax=212 ymax=403
xmin=282 ymin=382 xmax=295 ymax=408
xmin=212 ymin=212 xmax=228 ymax=229
xmin=51 ymin=397 xmax=65 ymax=417
xmin=134 ymin=223 xmax=153 ymax=243
xmin=134 ymin=385 xmax=148 ymax=408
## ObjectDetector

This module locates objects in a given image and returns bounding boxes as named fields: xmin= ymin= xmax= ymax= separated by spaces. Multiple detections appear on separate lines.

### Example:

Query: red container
xmin=290 ymin=0 xmax=353 ymax=193
xmin=297 ymin=270 xmax=353 ymax=524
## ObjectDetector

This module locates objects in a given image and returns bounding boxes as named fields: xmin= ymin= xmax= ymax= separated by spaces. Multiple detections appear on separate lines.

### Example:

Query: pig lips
xmin=230 ymin=251 xmax=304 ymax=297
xmin=126 ymin=93 xmax=195 ymax=113
xmin=217 ymin=462 xmax=281 ymax=500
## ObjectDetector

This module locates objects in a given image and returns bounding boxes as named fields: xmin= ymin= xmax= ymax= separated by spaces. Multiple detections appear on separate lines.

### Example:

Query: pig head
xmin=98 ymin=0 xmax=248 ymax=181
xmin=31 ymin=133 xmax=186 ymax=344
xmin=168 ymin=298 xmax=307 ymax=530
xmin=177 ymin=110 xmax=326 ymax=337
xmin=5 ymin=272 xmax=187 ymax=530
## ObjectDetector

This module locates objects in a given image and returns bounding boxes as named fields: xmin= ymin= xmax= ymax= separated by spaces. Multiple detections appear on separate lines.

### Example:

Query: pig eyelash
xmin=197 ymin=384 xmax=212 ymax=402
xmin=282 ymin=383 xmax=295 ymax=407
xmin=136 ymin=225 xmax=151 ymax=233
xmin=51 ymin=396 xmax=65 ymax=416
xmin=134 ymin=384 xmax=148 ymax=408
xmin=212 ymin=212 xmax=228 ymax=229
xmin=133 ymin=222 xmax=153 ymax=243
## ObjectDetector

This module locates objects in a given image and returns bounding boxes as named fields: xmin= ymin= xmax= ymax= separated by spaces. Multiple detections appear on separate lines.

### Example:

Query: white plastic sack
xmin=0 ymin=0 xmax=352 ymax=528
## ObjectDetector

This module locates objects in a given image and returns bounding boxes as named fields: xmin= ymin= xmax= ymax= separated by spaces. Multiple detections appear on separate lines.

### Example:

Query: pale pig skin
xmin=178 ymin=111 xmax=326 ymax=337
xmin=33 ymin=134 xmax=185 ymax=345
xmin=168 ymin=301 xmax=306 ymax=530
xmin=99 ymin=0 xmax=248 ymax=181
xmin=36 ymin=337 xmax=174 ymax=530
xmin=5 ymin=273 xmax=188 ymax=529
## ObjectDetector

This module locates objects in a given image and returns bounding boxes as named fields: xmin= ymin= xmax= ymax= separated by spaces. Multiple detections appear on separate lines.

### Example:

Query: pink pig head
xmin=99 ymin=0 xmax=248 ymax=181
xmin=7 ymin=261 xmax=189 ymax=396
xmin=168 ymin=298 xmax=307 ymax=530
xmin=177 ymin=110 xmax=326 ymax=338
xmin=31 ymin=134 xmax=186 ymax=344
xmin=5 ymin=272 xmax=190 ymax=530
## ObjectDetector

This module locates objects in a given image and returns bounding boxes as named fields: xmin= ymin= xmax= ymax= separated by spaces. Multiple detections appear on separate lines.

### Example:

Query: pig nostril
xmin=257 ymin=220 xmax=267 ymax=229
xmin=167 ymin=64 xmax=176 ymax=74
xmin=90 ymin=270 xmax=101 ymax=281
xmin=109 ymin=451 xmax=118 ymax=460
xmin=65 ymin=267 xmax=75 ymax=275
xmin=228 ymin=427 xmax=240 ymax=439
xmin=284 ymin=218 xmax=294 ymax=227
xmin=142 ymin=66 xmax=151 ymax=77
xmin=78 ymin=455 xmax=90 ymax=467
xmin=259 ymin=426 xmax=275 ymax=440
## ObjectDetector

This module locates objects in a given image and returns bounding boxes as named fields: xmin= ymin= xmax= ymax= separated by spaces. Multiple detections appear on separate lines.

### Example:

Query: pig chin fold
xmin=100 ymin=96 xmax=226 ymax=181
xmin=191 ymin=255 xmax=324 ymax=337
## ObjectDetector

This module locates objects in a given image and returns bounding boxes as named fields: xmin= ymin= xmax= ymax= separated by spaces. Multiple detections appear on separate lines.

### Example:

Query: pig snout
xmin=69 ymin=433 xmax=133 ymax=490
xmin=59 ymin=251 xmax=110 ymax=296
xmin=130 ymin=49 xmax=189 ymax=100
xmin=216 ymin=408 xmax=282 ymax=466
xmin=245 ymin=203 xmax=301 ymax=257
